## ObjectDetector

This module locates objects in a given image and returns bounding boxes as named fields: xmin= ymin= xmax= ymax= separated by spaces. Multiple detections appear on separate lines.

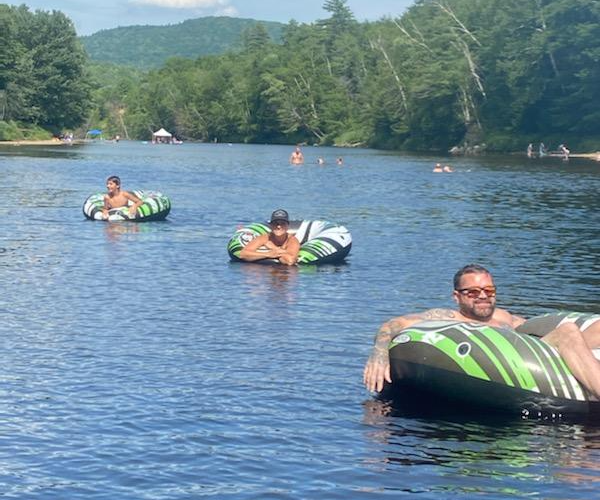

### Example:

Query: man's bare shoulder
xmin=492 ymin=307 xmax=526 ymax=328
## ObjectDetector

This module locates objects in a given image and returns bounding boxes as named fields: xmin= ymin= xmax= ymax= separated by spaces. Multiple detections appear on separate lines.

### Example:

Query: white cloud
xmin=130 ymin=0 xmax=231 ymax=9
xmin=219 ymin=6 xmax=238 ymax=16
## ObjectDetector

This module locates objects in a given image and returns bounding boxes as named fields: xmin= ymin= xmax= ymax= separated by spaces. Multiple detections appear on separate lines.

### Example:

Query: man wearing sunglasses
xmin=239 ymin=209 xmax=300 ymax=266
xmin=363 ymin=264 xmax=600 ymax=398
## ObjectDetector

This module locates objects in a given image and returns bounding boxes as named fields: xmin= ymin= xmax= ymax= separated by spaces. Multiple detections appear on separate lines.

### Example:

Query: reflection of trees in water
xmin=361 ymin=398 xmax=600 ymax=491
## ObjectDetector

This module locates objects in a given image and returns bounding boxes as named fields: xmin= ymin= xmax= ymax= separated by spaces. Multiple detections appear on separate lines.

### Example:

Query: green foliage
xmin=0 ymin=120 xmax=21 ymax=140
xmin=0 ymin=120 xmax=52 ymax=141
xmin=4 ymin=0 xmax=599 ymax=151
xmin=86 ymin=0 xmax=600 ymax=151
xmin=81 ymin=17 xmax=285 ymax=70
xmin=0 ymin=5 xmax=91 ymax=134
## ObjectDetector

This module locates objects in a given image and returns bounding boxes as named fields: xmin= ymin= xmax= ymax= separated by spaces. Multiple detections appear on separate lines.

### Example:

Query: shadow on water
xmin=373 ymin=389 xmax=600 ymax=426
xmin=362 ymin=398 xmax=600 ymax=495
xmin=0 ymin=144 xmax=88 ymax=160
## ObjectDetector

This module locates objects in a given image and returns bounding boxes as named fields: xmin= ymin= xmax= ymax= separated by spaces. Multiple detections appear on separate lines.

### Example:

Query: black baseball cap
xmin=270 ymin=209 xmax=289 ymax=223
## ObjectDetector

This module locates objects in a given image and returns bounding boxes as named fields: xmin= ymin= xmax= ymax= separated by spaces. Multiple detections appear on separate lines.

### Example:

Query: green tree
xmin=0 ymin=5 xmax=91 ymax=132
xmin=85 ymin=0 xmax=600 ymax=151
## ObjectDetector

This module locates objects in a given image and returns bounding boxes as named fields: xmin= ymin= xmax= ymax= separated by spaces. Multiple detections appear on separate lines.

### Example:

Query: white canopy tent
xmin=152 ymin=128 xmax=172 ymax=143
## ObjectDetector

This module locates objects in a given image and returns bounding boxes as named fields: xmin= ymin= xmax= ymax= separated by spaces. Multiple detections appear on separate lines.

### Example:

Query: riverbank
xmin=539 ymin=152 xmax=600 ymax=161
xmin=0 ymin=139 xmax=87 ymax=146
xmin=569 ymin=152 xmax=600 ymax=161
xmin=2 ymin=139 xmax=599 ymax=161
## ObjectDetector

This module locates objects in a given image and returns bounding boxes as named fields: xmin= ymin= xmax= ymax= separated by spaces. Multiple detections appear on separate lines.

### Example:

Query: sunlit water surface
xmin=0 ymin=141 xmax=599 ymax=499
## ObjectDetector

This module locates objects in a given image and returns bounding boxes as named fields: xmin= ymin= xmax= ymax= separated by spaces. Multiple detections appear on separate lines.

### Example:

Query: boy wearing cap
xmin=239 ymin=209 xmax=300 ymax=265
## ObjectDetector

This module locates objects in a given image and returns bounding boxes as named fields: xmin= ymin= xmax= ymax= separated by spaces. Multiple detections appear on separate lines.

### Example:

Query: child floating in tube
xmin=102 ymin=175 xmax=143 ymax=220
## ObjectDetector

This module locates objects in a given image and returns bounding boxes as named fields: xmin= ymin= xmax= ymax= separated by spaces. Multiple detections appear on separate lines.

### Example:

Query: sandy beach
xmin=569 ymin=152 xmax=600 ymax=160
xmin=543 ymin=152 xmax=600 ymax=161
xmin=0 ymin=138 xmax=84 ymax=146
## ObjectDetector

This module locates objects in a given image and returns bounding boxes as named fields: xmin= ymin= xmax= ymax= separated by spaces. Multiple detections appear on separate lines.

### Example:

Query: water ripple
xmin=0 ymin=143 xmax=599 ymax=498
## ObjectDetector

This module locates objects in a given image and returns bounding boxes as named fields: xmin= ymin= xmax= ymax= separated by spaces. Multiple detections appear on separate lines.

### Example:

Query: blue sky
xmin=5 ymin=0 xmax=414 ymax=36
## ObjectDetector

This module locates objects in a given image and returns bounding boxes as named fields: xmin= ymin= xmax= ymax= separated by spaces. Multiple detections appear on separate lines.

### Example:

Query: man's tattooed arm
xmin=370 ymin=309 xmax=458 ymax=361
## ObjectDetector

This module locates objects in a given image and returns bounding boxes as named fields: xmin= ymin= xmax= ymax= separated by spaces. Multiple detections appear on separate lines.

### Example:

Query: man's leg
xmin=543 ymin=322 xmax=600 ymax=398
xmin=580 ymin=319 xmax=600 ymax=349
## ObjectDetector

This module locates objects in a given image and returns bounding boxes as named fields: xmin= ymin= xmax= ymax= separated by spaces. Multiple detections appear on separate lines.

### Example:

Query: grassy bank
xmin=0 ymin=121 xmax=54 ymax=141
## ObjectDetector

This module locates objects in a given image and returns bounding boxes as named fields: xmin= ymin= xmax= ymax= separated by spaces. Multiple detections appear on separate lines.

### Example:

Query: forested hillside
xmin=90 ymin=0 xmax=600 ymax=152
xmin=80 ymin=17 xmax=285 ymax=69
xmin=3 ymin=0 xmax=600 ymax=152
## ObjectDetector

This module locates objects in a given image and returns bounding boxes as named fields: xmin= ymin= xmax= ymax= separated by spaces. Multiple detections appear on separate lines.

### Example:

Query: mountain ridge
xmin=80 ymin=16 xmax=286 ymax=69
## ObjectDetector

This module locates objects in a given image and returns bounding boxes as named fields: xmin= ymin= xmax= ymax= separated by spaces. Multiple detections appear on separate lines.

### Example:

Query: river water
xmin=0 ymin=141 xmax=599 ymax=499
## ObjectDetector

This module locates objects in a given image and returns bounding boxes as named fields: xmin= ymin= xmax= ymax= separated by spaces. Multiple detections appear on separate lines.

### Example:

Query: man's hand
xmin=363 ymin=346 xmax=391 ymax=393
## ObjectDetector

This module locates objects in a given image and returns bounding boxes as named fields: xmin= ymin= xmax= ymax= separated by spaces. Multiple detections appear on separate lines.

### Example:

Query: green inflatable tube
xmin=384 ymin=313 xmax=600 ymax=419
xmin=83 ymin=190 xmax=171 ymax=222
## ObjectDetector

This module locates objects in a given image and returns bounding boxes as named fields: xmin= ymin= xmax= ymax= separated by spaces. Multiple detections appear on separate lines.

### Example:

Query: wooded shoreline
xmin=1 ymin=139 xmax=599 ymax=161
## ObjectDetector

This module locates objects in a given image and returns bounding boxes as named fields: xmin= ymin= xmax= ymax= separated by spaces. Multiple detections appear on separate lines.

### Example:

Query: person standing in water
xmin=290 ymin=146 xmax=304 ymax=165
xmin=539 ymin=143 xmax=547 ymax=157
xmin=527 ymin=143 xmax=534 ymax=158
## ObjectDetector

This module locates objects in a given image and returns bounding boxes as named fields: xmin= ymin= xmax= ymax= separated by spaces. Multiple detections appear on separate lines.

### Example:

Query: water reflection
xmin=362 ymin=398 xmax=600 ymax=494
xmin=0 ymin=144 xmax=88 ymax=160
xmin=103 ymin=221 xmax=142 ymax=241
xmin=234 ymin=262 xmax=299 ymax=305
xmin=554 ymin=426 xmax=600 ymax=485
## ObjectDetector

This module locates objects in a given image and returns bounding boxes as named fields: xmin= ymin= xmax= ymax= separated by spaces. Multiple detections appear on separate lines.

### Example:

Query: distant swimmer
xmin=433 ymin=163 xmax=443 ymax=173
xmin=527 ymin=143 xmax=534 ymax=158
xmin=539 ymin=142 xmax=547 ymax=157
xmin=317 ymin=157 xmax=325 ymax=165
xmin=336 ymin=157 xmax=343 ymax=165
xmin=290 ymin=146 xmax=304 ymax=165
xmin=443 ymin=165 xmax=454 ymax=172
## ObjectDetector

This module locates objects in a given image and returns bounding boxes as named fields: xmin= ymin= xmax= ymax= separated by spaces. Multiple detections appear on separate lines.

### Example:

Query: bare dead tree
xmin=393 ymin=19 xmax=434 ymax=54
xmin=533 ymin=0 xmax=561 ymax=82
xmin=292 ymin=74 xmax=326 ymax=141
xmin=450 ymin=38 xmax=486 ymax=98
xmin=433 ymin=1 xmax=482 ymax=46
xmin=368 ymin=36 xmax=409 ymax=112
